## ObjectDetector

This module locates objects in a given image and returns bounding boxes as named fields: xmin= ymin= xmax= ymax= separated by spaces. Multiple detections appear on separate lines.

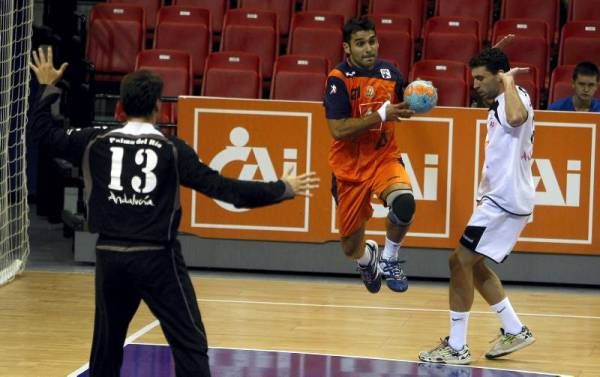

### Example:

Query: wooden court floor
xmin=0 ymin=270 xmax=599 ymax=377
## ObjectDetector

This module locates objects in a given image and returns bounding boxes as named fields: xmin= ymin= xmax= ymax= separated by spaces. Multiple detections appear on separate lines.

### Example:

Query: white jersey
xmin=477 ymin=86 xmax=535 ymax=216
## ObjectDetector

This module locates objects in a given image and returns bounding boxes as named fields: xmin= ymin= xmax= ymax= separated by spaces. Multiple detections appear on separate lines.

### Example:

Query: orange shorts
xmin=334 ymin=159 xmax=411 ymax=237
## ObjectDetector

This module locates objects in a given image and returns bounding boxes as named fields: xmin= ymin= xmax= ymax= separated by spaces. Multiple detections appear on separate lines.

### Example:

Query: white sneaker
xmin=418 ymin=337 xmax=472 ymax=365
xmin=485 ymin=326 xmax=536 ymax=359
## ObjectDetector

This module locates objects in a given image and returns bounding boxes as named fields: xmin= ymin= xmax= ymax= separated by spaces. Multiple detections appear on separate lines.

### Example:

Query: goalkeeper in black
xmin=28 ymin=46 xmax=319 ymax=377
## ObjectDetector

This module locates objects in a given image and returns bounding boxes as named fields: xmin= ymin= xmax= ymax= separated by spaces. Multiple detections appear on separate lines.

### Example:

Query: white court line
xmin=67 ymin=297 xmax=593 ymax=376
xmin=128 ymin=341 xmax=573 ymax=377
xmin=197 ymin=298 xmax=600 ymax=321
xmin=66 ymin=320 xmax=160 ymax=377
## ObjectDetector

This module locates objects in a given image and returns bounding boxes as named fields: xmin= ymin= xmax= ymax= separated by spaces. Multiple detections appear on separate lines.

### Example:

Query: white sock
xmin=448 ymin=311 xmax=470 ymax=350
xmin=491 ymin=297 xmax=523 ymax=335
xmin=356 ymin=245 xmax=371 ymax=266
xmin=382 ymin=237 xmax=401 ymax=260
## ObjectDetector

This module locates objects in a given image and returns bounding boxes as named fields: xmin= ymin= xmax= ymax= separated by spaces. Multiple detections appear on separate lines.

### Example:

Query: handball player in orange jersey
xmin=324 ymin=17 xmax=415 ymax=293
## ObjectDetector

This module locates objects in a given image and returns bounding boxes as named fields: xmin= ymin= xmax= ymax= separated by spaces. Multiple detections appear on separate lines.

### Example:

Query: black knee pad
xmin=387 ymin=191 xmax=415 ymax=226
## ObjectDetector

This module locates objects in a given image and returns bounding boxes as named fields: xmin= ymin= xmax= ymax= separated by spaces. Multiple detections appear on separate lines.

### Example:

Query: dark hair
xmin=343 ymin=16 xmax=376 ymax=43
xmin=573 ymin=61 xmax=599 ymax=81
xmin=469 ymin=48 xmax=510 ymax=74
xmin=120 ymin=70 xmax=163 ymax=118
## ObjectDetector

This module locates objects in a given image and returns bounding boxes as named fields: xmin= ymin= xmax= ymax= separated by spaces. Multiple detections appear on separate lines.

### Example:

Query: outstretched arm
xmin=174 ymin=138 xmax=320 ymax=208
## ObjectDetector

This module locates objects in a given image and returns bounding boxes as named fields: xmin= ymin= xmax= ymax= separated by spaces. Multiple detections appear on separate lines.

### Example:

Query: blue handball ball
xmin=403 ymin=80 xmax=438 ymax=113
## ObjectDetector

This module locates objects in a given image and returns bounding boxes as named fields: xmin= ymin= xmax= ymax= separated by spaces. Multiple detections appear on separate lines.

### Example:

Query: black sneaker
xmin=380 ymin=258 xmax=408 ymax=292
xmin=357 ymin=240 xmax=382 ymax=293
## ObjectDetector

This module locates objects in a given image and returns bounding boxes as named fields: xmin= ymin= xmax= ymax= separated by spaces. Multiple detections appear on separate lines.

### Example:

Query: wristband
xmin=376 ymin=100 xmax=390 ymax=122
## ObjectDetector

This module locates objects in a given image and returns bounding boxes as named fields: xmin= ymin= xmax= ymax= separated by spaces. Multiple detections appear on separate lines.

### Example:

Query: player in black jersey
xmin=29 ymin=47 xmax=319 ymax=377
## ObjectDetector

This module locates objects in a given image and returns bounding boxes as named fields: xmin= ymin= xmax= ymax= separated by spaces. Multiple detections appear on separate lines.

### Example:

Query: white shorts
xmin=459 ymin=199 xmax=530 ymax=263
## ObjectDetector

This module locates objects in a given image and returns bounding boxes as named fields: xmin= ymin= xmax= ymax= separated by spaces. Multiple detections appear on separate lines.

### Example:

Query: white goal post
xmin=0 ymin=1 xmax=33 ymax=286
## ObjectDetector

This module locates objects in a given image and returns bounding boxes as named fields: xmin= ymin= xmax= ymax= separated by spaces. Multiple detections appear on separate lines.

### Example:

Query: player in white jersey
xmin=419 ymin=48 xmax=536 ymax=365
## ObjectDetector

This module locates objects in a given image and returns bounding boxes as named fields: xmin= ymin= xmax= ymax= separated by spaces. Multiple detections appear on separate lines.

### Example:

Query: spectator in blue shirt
xmin=548 ymin=62 xmax=600 ymax=112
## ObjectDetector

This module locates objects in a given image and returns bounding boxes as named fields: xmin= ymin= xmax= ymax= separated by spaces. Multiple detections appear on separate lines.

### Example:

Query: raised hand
xmin=281 ymin=170 xmax=320 ymax=197
xmin=29 ymin=46 xmax=68 ymax=85
xmin=498 ymin=67 xmax=530 ymax=84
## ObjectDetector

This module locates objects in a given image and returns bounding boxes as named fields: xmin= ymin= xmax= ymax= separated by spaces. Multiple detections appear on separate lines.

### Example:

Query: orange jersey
xmin=324 ymin=59 xmax=405 ymax=183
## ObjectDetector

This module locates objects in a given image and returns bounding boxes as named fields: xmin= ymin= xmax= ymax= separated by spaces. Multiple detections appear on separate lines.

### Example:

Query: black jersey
xmin=82 ymin=123 xmax=180 ymax=244
xmin=31 ymin=86 xmax=293 ymax=246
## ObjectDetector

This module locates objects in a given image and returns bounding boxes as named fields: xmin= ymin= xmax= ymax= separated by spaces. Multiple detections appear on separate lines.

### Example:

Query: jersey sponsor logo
xmin=380 ymin=68 xmax=391 ymax=79
xmin=366 ymin=86 xmax=375 ymax=98
xmin=344 ymin=71 xmax=356 ymax=77
xmin=107 ymin=191 xmax=154 ymax=206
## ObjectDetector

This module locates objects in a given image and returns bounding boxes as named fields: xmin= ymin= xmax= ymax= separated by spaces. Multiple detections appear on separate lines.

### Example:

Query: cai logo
xmin=475 ymin=121 xmax=596 ymax=244
xmin=208 ymin=126 xmax=298 ymax=212
xmin=534 ymin=158 xmax=582 ymax=207
xmin=190 ymin=106 xmax=313 ymax=233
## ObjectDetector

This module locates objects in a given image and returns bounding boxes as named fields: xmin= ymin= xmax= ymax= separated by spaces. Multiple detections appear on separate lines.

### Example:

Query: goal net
xmin=0 ymin=1 xmax=33 ymax=286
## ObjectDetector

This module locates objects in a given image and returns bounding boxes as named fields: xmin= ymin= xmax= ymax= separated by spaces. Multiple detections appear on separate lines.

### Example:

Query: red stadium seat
xmin=496 ymin=35 xmax=549 ymax=87
xmin=369 ymin=0 xmax=426 ymax=40
xmin=154 ymin=6 xmax=211 ymax=81
xmin=270 ymin=55 xmax=329 ymax=101
xmin=377 ymin=33 xmax=412 ymax=78
xmin=434 ymin=0 xmax=492 ymax=42
xmin=424 ymin=16 xmax=481 ymax=47
xmin=86 ymin=3 xmax=145 ymax=82
xmin=370 ymin=14 xmax=413 ymax=76
xmin=238 ymin=0 xmax=295 ymax=36
xmin=501 ymin=0 xmax=559 ymax=43
xmin=510 ymin=62 xmax=540 ymax=109
xmin=201 ymin=52 xmax=262 ymax=98
xmin=558 ymin=21 xmax=600 ymax=66
xmin=419 ymin=77 xmax=470 ymax=107
xmin=409 ymin=60 xmax=470 ymax=107
xmin=492 ymin=19 xmax=550 ymax=46
xmin=288 ymin=12 xmax=345 ymax=69
xmin=108 ymin=0 xmax=161 ymax=31
xmin=172 ymin=0 xmax=228 ymax=35
xmin=568 ymin=0 xmax=600 ymax=21
xmin=422 ymin=32 xmax=479 ymax=64
xmin=136 ymin=49 xmax=193 ymax=123
xmin=410 ymin=59 xmax=469 ymax=81
xmin=303 ymin=0 xmax=360 ymax=23
xmin=370 ymin=13 xmax=412 ymax=35
xmin=220 ymin=9 xmax=279 ymax=80
xmin=548 ymin=65 xmax=576 ymax=104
